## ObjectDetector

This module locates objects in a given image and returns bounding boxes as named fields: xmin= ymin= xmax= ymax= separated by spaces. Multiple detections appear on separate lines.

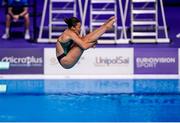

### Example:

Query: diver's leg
xmin=82 ymin=16 xmax=116 ymax=43
xmin=60 ymin=45 xmax=84 ymax=69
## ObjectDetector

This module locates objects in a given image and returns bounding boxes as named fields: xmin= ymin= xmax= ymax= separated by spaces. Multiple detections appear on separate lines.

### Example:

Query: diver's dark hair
xmin=64 ymin=17 xmax=81 ymax=28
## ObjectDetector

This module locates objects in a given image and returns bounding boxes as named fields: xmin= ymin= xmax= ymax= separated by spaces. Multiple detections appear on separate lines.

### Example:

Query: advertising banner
xmin=0 ymin=48 xmax=44 ymax=74
xmin=44 ymin=48 xmax=134 ymax=75
xmin=134 ymin=48 xmax=178 ymax=74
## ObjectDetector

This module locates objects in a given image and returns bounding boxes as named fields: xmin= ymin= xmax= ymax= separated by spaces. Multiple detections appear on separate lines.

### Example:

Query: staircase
xmin=131 ymin=0 xmax=158 ymax=43
xmin=90 ymin=0 xmax=117 ymax=44
xmin=49 ymin=0 xmax=76 ymax=42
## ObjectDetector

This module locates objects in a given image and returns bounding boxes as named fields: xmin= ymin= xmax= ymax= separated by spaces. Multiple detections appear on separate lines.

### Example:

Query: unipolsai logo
xmin=95 ymin=56 xmax=130 ymax=66
xmin=0 ymin=56 xmax=43 ymax=67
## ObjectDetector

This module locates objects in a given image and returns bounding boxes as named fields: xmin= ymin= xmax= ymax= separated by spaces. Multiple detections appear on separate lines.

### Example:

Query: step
xmin=130 ymin=38 xmax=170 ymax=43
xmin=132 ymin=21 xmax=156 ymax=25
xmin=132 ymin=10 xmax=156 ymax=14
xmin=91 ymin=0 xmax=115 ymax=3
xmin=51 ymin=10 xmax=74 ymax=14
xmin=51 ymin=0 xmax=74 ymax=2
xmin=51 ymin=21 xmax=66 ymax=25
xmin=131 ymin=39 xmax=157 ymax=43
xmin=101 ymin=33 xmax=116 ymax=37
xmin=91 ymin=21 xmax=105 ymax=26
xmin=97 ymin=40 xmax=116 ymax=44
xmin=92 ymin=10 xmax=115 ymax=15
xmin=51 ymin=32 xmax=62 ymax=36
xmin=132 ymin=0 xmax=156 ymax=3
xmin=132 ymin=32 xmax=157 ymax=37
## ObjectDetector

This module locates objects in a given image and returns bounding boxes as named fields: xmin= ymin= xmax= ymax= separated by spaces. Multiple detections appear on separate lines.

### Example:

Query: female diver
xmin=56 ymin=16 xmax=116 ymax=69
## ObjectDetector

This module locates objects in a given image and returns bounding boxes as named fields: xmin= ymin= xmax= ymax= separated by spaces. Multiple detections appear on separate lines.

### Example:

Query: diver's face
xmin=74 ymin=22 xmax=81 ymax=33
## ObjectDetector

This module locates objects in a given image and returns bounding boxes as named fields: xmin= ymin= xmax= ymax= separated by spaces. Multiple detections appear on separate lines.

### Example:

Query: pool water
xmin=0 ymin=94 xmax=180 ymax=122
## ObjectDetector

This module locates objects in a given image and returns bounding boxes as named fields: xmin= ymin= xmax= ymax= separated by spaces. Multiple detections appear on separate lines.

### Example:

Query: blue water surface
xmin=0 ymin=79 xmax=180 ymax=122
xmin=0 ymin=94 xmax=180 ymax=122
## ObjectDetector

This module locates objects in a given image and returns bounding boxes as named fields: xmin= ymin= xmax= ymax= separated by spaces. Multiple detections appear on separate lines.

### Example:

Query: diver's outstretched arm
xmin=68 ymin=16 xmax=116 ymax=50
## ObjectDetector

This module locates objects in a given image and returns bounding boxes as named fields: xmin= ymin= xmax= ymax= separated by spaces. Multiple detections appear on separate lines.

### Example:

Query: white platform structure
xmin=37 ymin=0 xmax=170 ymax=44
xmin=38 ymin=0 xmax=76 ymax=43
xmin=90 ymin=0 xmax=117 ymax=44
xmin=130 ymin=0 xmax=170 ymax=43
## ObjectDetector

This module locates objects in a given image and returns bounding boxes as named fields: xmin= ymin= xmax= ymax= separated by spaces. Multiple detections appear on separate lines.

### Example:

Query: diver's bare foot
xmin=103 ymin=16 xmax=115 ymax=26
xmin=105 ymin=17 xmax=116 ymax=30
xmin=106 ymin=16 xmax=115 ymax=23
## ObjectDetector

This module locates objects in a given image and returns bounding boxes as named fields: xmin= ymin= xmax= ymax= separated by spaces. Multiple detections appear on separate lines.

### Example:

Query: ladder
xmin=49 ymin=0 xmax=76 ymax=42
xmin=131 ymin=0 xmax=170 ymax=43
xmin=131 ymin=0 xmax=158 ymax=43
xmin=90 ymin=0 xmax=117 ymax=44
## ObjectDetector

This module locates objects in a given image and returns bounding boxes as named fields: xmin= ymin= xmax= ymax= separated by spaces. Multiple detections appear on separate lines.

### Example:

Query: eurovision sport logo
xmin=134 ymin=48 xmax=178 ymax=74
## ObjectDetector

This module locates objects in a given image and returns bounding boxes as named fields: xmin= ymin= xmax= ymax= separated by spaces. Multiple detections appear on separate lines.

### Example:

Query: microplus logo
xmin=0 ymin=56 xmax=43 ymax=67
xmin=95 ymin=56 xmax=129 ymax=66
xmin=136 ymin=57 xmax=176 ymax=68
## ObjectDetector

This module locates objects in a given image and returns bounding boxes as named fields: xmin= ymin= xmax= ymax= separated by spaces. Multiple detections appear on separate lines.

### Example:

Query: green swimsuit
xmin=57 ymin=40 xmax=74 ymax=62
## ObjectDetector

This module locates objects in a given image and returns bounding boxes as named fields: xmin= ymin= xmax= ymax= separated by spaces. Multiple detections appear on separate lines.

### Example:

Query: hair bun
xmin=64 ymin=17 xmax=80 ymax=28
